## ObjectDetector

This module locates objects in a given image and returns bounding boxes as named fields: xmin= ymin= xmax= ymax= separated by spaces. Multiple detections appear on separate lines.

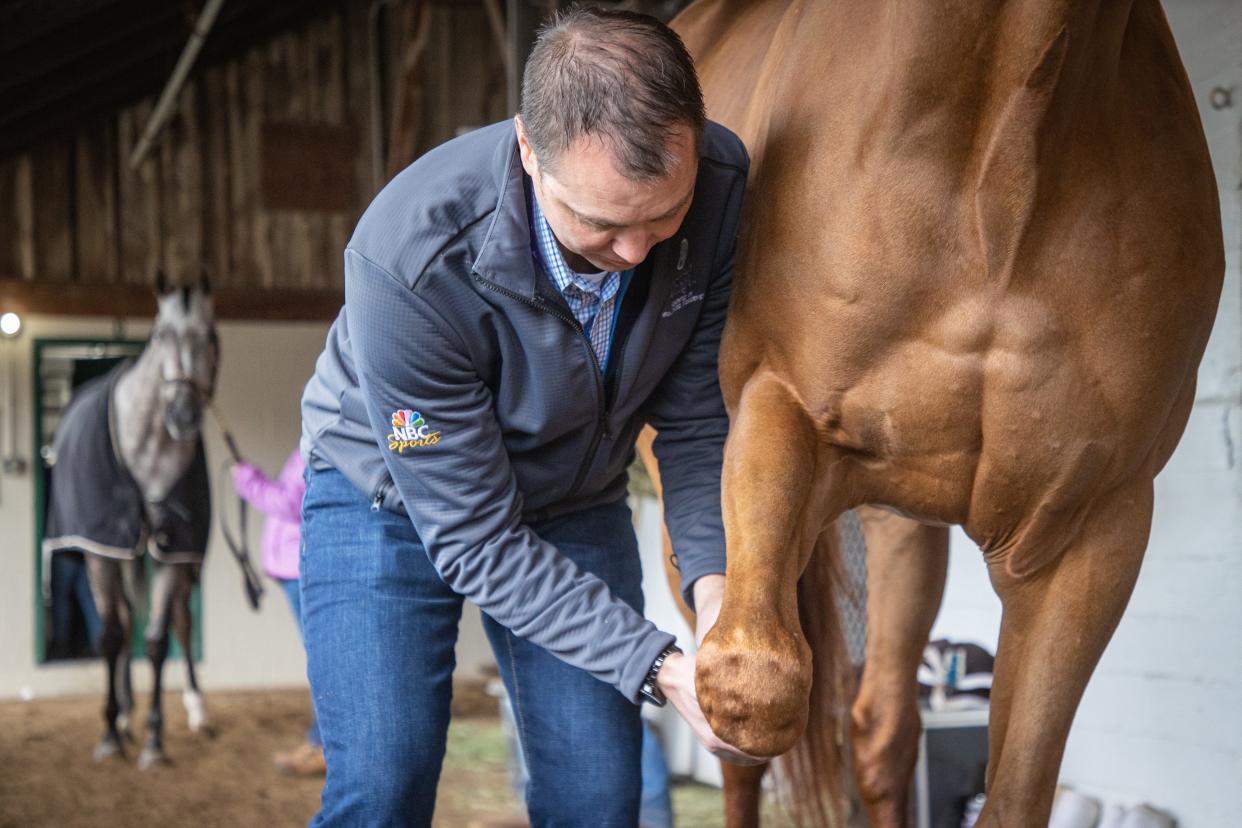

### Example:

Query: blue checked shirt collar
xmin=528 ymin=183 xmax=623 ymax=370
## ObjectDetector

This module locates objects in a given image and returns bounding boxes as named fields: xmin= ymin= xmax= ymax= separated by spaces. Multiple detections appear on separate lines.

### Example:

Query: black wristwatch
xmin=639 ymin=644 xmax=683 ymax=707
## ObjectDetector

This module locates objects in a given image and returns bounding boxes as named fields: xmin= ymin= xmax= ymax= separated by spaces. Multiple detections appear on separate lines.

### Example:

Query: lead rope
xmin=206 ymin=403 xmax=264 ymax=611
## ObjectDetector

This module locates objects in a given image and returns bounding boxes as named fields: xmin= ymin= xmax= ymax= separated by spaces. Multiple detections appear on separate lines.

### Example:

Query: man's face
xmin=516 ymin=117 xmax=698 ymax=273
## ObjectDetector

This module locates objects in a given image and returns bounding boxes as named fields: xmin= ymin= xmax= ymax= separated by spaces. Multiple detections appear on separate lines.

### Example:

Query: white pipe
xmin=128 ymin=0 xmax=228 ymax=170
xmin=3 ymin=341 xmax=13 ymax=463
xmin=7 ymin=345 xmax=14 ymax=463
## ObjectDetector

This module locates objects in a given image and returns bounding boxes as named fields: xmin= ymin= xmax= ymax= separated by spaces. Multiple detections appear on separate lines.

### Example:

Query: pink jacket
xmin=231 ymin=450 xmax=305 ymax=581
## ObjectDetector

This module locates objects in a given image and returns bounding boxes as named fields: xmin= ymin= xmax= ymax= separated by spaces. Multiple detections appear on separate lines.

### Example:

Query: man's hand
xmin=656 ymin=649 xmax=767 ymax=766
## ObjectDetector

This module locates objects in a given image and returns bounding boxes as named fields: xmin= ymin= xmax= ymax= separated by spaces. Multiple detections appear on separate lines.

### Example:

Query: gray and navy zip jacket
xmin=300 ymin=120 xmax=748 ymax=703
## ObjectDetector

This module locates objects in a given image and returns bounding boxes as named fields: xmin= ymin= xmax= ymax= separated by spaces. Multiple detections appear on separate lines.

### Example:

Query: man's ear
xmin=514 ymin=115 xmax=538 ymax=180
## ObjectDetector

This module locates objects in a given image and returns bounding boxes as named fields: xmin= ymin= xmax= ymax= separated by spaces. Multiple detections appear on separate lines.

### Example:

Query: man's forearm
xmin=692 ymin=573 xmax=726 ymax=646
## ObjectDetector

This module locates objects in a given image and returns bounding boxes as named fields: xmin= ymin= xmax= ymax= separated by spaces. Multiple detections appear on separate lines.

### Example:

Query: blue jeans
xmin=301 ymin=467 xmax=644 ymax=827
xmin=501 ymin=703 xmax=673 ymax=827
xmin=50 ymin=550 xmax=102 ymax=657
xmin=279 ymin=578 xmax=322 ymax=747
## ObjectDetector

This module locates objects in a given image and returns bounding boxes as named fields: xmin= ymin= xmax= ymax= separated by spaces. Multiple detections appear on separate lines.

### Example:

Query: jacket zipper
xmin=603 ymin=324 xmax=634 ymax=430
xmin=371 ymin=478 xmax=391 ymax=512
xmin=474 ymin=275 xmax=607 ymax=497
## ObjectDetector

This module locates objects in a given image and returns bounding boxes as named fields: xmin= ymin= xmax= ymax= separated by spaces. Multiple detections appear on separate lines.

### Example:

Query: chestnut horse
xmin=662 ymin=1 xmax=1223 ymax=825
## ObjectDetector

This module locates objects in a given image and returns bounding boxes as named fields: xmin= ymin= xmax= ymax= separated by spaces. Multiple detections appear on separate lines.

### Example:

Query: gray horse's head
xmin=152 ymin=269 xmax=219 ymax=441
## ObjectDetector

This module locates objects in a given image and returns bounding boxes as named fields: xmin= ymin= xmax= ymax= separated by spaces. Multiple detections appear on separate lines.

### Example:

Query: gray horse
xmin=44 ymin=271 xmax=219 ymax=768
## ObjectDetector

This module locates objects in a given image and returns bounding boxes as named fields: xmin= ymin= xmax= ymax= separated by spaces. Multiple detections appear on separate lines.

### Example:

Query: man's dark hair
xmin=519 ymin=5 xmax=706 ymax=181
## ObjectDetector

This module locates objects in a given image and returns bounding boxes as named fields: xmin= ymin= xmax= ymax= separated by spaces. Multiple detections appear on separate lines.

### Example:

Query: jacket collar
xmin=470 ymin=127 xmax=540 ymax=297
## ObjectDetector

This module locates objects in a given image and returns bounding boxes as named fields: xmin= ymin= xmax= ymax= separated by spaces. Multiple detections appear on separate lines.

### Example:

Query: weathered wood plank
xmin=201 ymin=66 xmax=234 ymax=287
xmin=73 ymin=118 xmax=120 ymax=284
xmin=0 ymin=156 xmax=22 ymax=281
xmin=117 ymin=99 xmax=163 ymax=286
xmin=158 ymin=81 xmax=204 ymax=285
xmin=322 ymin=8 xmax=350 ymax=293
xmin=443 ymin=5 xmax=509 ymax=136
xmin=13 ymin=155 xmax=35 ymax=280
xmin=232 ymin=49 xmax=267 ymax=289
xmin=259 ymin=123 xmax=358 ymax=213
xmin=307 ymin=11 xmax=345 ymax=291
xmin=264 ymin=29 xmax=295 ymax=291
xmin=342 ymin=0 xmax=375 ymax=210
xmin=286 ymin=21 xmax=318 ymax=292
xmin=386 ymin=0 xmax=430 ymax=179
xmin=29 ymin=137 xmax=74 ymax=282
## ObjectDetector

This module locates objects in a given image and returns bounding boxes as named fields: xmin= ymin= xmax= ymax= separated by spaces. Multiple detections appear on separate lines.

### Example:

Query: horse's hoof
xmin=137 ymin=746 xmax=171 ymax=770
xmin=93 ymin=737 xmax=125 ymax=762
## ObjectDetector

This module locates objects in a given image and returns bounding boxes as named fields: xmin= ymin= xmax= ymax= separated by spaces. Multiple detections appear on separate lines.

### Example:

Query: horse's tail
xmin=773 ymin=522 xmax=859 ymax=827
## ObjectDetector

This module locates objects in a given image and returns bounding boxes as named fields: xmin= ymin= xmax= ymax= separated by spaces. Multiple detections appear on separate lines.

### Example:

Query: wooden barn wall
xmin=0 ymin=1 xmax=508 ymax=318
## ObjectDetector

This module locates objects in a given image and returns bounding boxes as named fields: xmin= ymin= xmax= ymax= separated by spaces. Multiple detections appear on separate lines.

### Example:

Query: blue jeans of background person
xmin=300 ymin=466 xmax=645 ymax=827
xmin=278 ymin=578 xmax=321 ymax=747
xmin=640 ymin=722 xmax=674 ymax=828
xmin=50 ymin=550 xmax=102 ymax=656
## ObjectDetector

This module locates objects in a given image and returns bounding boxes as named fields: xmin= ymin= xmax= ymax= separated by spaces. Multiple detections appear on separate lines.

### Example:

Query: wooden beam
xmin=0 ymin=279 xmax=343 ymax=321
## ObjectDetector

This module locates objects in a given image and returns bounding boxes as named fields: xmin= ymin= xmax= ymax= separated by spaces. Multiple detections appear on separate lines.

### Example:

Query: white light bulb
xmin=0 ymin=312 xmax=20 ymax=337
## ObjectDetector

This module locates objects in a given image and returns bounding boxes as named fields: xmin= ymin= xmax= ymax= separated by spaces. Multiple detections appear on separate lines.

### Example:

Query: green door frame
xmin=33 ymin=338 xmax=203 ymax=665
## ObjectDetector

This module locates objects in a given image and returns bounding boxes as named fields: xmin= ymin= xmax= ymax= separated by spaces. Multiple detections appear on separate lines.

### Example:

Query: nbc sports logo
xmin=388 ymin=408 xmax=441 ymax=453
xmin=391 ymin=409 xmax=430 ymax=440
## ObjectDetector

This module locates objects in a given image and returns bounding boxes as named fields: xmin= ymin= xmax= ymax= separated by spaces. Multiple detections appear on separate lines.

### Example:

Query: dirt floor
xmin=0 ymin=687 xmax=784 ymax=827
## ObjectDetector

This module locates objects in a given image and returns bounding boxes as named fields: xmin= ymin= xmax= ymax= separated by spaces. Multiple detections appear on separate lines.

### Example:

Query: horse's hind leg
xmin=86 ymin=555 xmax=130 ymax=761
xmin=978 ymin=482 xmax=1152 ymax=826
xmin=849 ymin=508 xmax=949 ymax=828
xmin=137 ymin=561 xmax=180 ymax=769
xmin=172 ymin=564 xmax=209 ymax=734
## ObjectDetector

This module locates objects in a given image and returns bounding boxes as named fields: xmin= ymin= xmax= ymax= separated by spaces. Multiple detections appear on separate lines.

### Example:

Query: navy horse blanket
xmin=43 ymin=362 xmax=210 ymax=565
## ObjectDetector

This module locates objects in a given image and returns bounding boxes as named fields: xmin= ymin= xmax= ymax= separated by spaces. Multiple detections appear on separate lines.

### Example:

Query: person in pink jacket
xmin=231 ymin=449 xmax=323 ymax=776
